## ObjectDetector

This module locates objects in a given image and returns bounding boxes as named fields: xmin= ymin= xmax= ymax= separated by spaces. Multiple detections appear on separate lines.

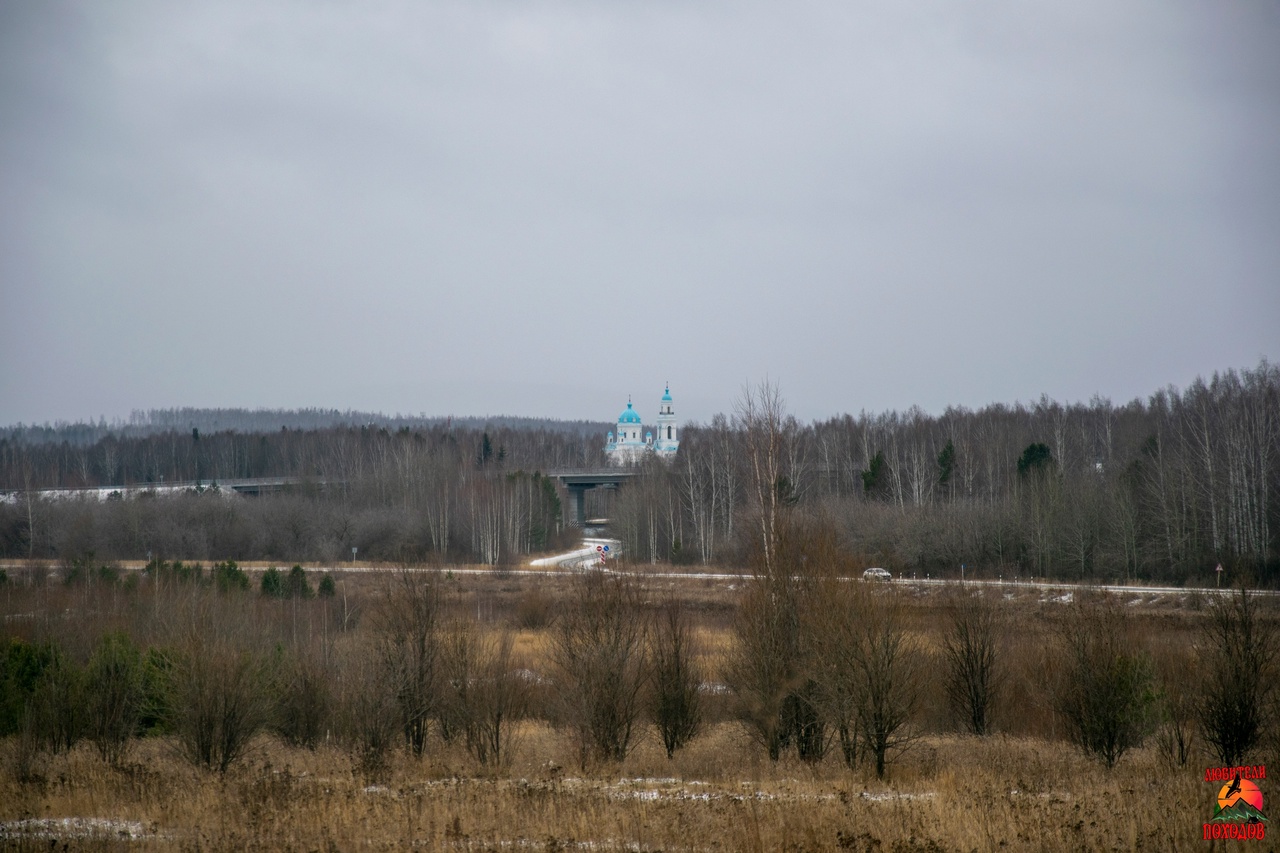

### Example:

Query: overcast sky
xmin=2 ymin=1 xmax=1277 ymax=427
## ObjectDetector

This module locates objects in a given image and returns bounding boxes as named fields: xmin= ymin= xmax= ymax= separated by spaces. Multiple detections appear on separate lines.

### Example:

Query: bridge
xmin=2 ymin=476 xmax=329 ymax=503
xmin=211 ymin=476 xmax=326 ymax=496
xmin=548 ymin=469 xmax=639 ymax=526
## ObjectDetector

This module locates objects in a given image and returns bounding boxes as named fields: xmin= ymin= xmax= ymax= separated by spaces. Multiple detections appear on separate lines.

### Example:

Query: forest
xmin=1 ymin=360 xmax=1276 ymax=584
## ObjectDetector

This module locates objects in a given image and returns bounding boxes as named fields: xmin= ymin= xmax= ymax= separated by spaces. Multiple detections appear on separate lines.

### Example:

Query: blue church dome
xmin=661 ymin=385 xmax=673 ymax=402
xmin=619 ymin=402 xmax=642 ymax=424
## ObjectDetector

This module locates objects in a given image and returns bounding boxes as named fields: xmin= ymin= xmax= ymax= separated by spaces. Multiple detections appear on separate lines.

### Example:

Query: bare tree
xmin=473 ymin=629 xmax=528 ymax=767
xmin=810 ymin=579 xmax=919 ymax=778
xmin=333 ymin=638 xmax=399 ymax=782
xmin=724 ymin=575 xmax=805 ymax=761
xmin=1198 ymin=586 xmax=1278 ymax=766
xmin=853 ymin=589 xmax=920 ymax=778
xmin=726 ymin=513 xmax=840 ymax=764
xmin=165 ymin=603 xmax=274 ymax=773
xmin=373 ymin=570 xmax=442 ymax=757
xmin=21 ymin=463 xmax=39 ymax=559
xmin=809 ymin=592 xmax=861 ymax=770
xmin=440 ymin=620 xmax=529 ymax=767
xmin=649 ymin=598 xmax=703 ymax=758
xmin=272 ymin=649 xmax=331 ymax=751
xmin=941 ymin=589 xmax=1004 ymax=735
xmin=678 ymin=437 xmax=718 ymax=563
xmin=735 ymin=379 xmax=788 ymax=579
xmin=551 ymin=571 xmax=647 ymax=767
xmin=1153 ymin=641 xmax=1198 ymax=768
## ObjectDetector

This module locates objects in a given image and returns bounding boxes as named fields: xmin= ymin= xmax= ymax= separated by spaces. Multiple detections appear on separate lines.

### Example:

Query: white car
xmin=862 ymin=567 xmax=892 ymax=581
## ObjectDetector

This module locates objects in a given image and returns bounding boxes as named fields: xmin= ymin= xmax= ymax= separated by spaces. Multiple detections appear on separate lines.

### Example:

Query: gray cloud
xmin=2 ymin=0 xmax=1277 ymax=425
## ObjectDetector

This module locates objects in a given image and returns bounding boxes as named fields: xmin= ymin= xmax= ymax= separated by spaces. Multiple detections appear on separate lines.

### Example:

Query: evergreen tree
xmin=286 ymin=565 xmax=313 ymax=598
xmin=861 ymin=451 xmax=888 ymax=498
xmin=1017 ymin=443 xmax=1054 ymax=477
xmin=261 ymin=567 xmax=285 ymax=598
xmin=937 ymin=439 xmax=956 ymax=487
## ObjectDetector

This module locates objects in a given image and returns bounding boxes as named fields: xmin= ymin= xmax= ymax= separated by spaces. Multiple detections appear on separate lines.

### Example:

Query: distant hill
xmin=0 ymin=407 xmax=612 ymax=445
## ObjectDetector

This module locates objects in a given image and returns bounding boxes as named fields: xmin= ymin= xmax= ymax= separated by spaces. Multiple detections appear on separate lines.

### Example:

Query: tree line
xmin=1 ymin=361 xmax=1277 ymax=581
xmin=0 ymin=424 xmax=582 ymax=567
xmin=617 ymin=362 xmax=1279 ymax=584
xmin=0 ymin=407 xmax=609 ymax=449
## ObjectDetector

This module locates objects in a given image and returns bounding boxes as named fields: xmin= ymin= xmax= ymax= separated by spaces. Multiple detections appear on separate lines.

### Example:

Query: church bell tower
xmin=655 ymin=384 xmax=678 ymax=454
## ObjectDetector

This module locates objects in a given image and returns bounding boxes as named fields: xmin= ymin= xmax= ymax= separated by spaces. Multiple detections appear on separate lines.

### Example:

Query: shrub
xmin=0 ymin=638 xmax=59 ymax=737
xmin=551 ymin=571 xmax=647 ymax=767
xmin=62 ymin=558 xmax=120 ymax=586
xmin=84 ymin=632 xmax=145 ymax=763
xmin=213 ymin=560 xmax=250 ymax=593
xmin=514 ymin=587 xmax=554 ymax=630
xmin=1198 ymin=587 xmax=1278 ymax=766
xmin=806 ymin=578 xmax=922 ymax=778
xmin=147 ymin=559 xmax=204 ymax=586
xmin=334 ymin=639 xmax=399 ymax=782
xmin=273 ymin=652 xmax=331 ymax=750
xmin=649 ymin=599 xmax=703 ymax=758
xmin=941 ymin=589 xmax=1004 ymax=735
xmin=374 ymin=571 xmax=442 ymax=756
xmin=439 ymin=621 xmax=528 ymax=766
xmin=168 ymin=644 xmax=272 ymax=772
xmin=261 ymin=567 xmax=285 ymax=598
xmin=1054 ymin=594 xmax=1157 ymax=768
xmin=164 ymin=598 xmax=273 ymax=772
xmin=1153 ymin=643 xmax=1198 ymax=768
xmin=29 ymin=646 xmax=85 ymax=754
xmin=724 ymin=575 xmax=808 ymax=762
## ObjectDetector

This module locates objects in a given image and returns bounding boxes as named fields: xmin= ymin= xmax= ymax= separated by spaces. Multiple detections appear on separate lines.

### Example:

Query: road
xmin=2 ymin=551 xmax=1268 ymax=597
xmin=292 ymin=563 xmax=1270 ymax=598
xmin=529 ymin=537 xmax=620 ymax=570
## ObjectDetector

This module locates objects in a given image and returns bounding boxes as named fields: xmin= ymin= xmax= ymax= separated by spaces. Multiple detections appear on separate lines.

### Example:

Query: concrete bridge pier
xmin=565 ymin=485 xmax=589 ymax=528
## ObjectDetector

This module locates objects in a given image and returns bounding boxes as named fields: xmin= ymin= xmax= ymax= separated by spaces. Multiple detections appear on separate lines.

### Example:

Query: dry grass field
xmin=0 ymin=564 xmax=1270 ymax=851
xmin=1 ymin=725 xmax=1212 ymax=852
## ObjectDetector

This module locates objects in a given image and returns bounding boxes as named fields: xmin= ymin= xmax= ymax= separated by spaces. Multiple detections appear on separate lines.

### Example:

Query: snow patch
xmin=858 ymin=791 xmax=936 ymax=803
xmin=0 ymin=817 xmax=153 ymax=841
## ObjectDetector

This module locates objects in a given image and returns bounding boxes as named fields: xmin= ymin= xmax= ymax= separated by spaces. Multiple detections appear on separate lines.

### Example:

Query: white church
xmin=605 ymin=385 xmax=679 ymax=465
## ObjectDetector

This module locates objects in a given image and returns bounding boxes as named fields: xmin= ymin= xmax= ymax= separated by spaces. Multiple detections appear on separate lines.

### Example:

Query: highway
xmin=270 ymin=560 xmax=1271 ymax=598
xmin=2 ymin=547 xmax=1269 ymax=597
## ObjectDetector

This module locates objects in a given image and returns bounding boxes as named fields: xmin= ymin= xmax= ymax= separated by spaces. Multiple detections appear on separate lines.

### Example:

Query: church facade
xmin=605 ymin=385 xmax=679 ymax=465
